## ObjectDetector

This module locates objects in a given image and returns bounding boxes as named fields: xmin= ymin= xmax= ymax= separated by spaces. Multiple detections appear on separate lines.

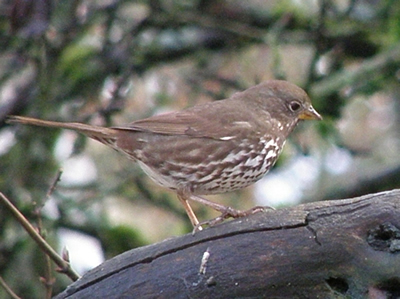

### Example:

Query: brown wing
xmin=112 ymin=99 xmax=271 ymax=140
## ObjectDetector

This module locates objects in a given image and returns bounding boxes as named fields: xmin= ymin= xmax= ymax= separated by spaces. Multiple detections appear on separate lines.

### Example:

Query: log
xmin=55 ymin=190 xmax=400 ymax=299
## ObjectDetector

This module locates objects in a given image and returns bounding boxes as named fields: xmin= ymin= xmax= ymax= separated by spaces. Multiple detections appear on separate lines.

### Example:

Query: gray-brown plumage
xmin=7 ymin=80 xmax=322 ymax=228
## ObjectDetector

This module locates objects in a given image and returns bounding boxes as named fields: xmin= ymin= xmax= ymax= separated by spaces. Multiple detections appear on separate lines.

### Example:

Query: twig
xmin=0 ymin=276 xmax=22 ymax=299
xmin=41 ymin=255 xmax=55 ymax=299
xmin=0 ymin=192 xmax=80 ymax=281
xmin=37 ymin=169 xmax=63 ymax=298
xmin=310 ymin=42 xmax=400 ymax=98
xmin=46 ymin=169 xmax=63 ymax=199
xmin=265 ymin=14 xmax=292 ymax=80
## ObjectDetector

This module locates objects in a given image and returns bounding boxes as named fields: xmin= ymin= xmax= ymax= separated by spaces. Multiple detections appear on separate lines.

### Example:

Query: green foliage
xmin=58 ymin=42 xmax=104 ymax=93
xmin=101 ymin=225 xmax=147 ymax=258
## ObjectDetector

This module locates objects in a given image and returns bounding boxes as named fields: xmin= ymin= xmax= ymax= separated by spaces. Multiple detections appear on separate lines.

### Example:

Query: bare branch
xmin=0 ymin=192 xmax=80 ymax=282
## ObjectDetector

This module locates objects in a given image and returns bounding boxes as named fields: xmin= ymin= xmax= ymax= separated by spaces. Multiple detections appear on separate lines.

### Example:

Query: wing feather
xmin=112 ymin=97 xmax=273 ymax=139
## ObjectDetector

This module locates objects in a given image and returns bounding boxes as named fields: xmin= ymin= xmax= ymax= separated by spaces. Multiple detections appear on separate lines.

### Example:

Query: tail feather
xmin=6 ymin=115 xmax=117 ymax=141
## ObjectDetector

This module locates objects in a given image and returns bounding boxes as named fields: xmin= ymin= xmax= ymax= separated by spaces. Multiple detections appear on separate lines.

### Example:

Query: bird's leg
xmin=193 ymin=205 xmax=272 ymax=232
xmin=189 ymin=193 xmax=271 ymax=216
xmin=186 ymin=193 xmax=274 ymax=231
xmin=178 ymin=188 xmax=234 ymax=230
xmin=187 ymin=193 xmax=237 ymax=215
xmin=179 ymin=189 xmax=243 ymax=218
xmin=177 ymin=190 xmax=201 ymax=229
xmin=178 ymin=189 xmax=273 ymax=231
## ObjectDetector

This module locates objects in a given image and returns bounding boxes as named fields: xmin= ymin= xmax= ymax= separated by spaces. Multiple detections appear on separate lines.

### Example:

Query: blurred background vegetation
xmin=1 ymin=0 xmax=400 ymax=297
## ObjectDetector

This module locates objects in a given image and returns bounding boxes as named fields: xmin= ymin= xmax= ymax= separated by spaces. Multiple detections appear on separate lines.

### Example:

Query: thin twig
xmin=0 ymin=276 xmax=22 ymax=299
xmin=46 ymin=169 xmax=63 ymax=199
xmin=0 ymin=192 xmax=80 ymax=281
xmin=310 ymin=42 xmax=400 ymax=98
xmin=266 ymin=13 xmax=292 ymax=80
xmin=42 ymin=255 xmax=55 ymax=299
xmin=38 ymin=169 xmax=63 ymax=298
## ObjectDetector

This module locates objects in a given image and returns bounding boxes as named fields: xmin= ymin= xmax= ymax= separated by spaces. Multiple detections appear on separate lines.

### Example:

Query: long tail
xmin=7 ymin=116 xmax=117 ymax=144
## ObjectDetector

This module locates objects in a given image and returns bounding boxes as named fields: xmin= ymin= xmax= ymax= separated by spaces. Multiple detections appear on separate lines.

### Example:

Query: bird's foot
xmin=192 ymin=205 xmax=274 ymax=233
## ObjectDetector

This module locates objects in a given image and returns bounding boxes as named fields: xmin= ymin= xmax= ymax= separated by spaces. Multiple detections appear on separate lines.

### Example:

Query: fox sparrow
xmin=8 ymin=80 xmax=321 ymax=228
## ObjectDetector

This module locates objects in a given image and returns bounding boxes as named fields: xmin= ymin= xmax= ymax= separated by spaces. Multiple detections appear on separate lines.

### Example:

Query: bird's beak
xmin=299 ymin=106 xmax=322 ymax=120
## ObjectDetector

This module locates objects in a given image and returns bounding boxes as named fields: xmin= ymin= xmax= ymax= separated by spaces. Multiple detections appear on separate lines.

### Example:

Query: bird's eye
xmin=289 ymin=101 xmax=301 ymax=112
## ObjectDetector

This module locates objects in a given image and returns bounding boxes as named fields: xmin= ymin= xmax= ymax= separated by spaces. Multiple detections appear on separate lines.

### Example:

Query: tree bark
xmin=55 ymin=190 xmax=400 ymax=299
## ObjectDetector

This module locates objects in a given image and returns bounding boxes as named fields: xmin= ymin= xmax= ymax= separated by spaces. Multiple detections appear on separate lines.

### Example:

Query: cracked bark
xmin=55 ymin=190 xmax=400 ymax=299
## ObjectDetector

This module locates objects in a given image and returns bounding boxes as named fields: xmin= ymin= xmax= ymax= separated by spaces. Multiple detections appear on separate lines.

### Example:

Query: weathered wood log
xmin=55 ymin=190 xmax=400 ymax=298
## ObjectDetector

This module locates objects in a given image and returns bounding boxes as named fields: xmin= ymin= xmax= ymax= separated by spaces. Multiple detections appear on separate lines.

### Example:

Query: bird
xmin=7 ymin=80 xmax=322 ymax=229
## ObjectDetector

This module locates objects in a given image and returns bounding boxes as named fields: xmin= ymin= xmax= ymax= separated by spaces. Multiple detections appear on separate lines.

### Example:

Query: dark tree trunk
xmin=55 ymin=190 xmax=400 ymax=299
